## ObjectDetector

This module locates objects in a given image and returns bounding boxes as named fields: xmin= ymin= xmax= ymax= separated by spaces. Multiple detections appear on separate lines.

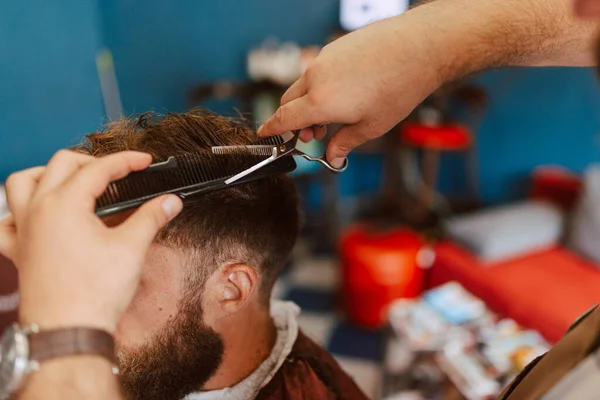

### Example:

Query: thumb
xmin=116 ymin=195 xmax=183 ymax=248
xmin=326 ymin=124 xmax=368 ymax=168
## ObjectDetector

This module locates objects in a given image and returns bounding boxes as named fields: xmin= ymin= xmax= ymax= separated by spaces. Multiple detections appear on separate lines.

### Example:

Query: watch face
xmin=0 ymin=325 xmax=28 ymax=397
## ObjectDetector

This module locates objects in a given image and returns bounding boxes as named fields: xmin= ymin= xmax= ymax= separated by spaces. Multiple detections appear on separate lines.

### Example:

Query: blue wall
xmin=1 ymin=1 xmax=600 ymax=204
xmin=474 ymin=67 xmax=600 ymax=203
xmin=99 ymin=0 xmax=339 ymax=113
xmin=0 ymin=1 xmax=105 ymax=180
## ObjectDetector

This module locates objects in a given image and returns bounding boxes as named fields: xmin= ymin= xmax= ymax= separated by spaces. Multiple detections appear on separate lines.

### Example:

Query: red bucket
xmin=340 ymin=225 xmax=431 ymax=328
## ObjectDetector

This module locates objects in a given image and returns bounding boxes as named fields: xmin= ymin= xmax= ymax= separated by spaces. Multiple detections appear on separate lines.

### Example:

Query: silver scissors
xmin=211 ymin=129 xmax=349 ymax=184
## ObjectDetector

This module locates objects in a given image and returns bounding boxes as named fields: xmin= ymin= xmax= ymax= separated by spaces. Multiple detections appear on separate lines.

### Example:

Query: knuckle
xmin=49 ymin=149 xmax=73 ymax=165
xmin=5 ymin=173 xmax=20 ymax=190
xmin=336 ymin=141 xmax=354 ymax=154
xmin=303 ymin=64 xmax=317 ymax=81
xmin=97 ymin=153 xmax=126 ymax=174
xmin=334 ymin=132 xmax=365 ymax=154
xmin=110 ymin=153 xmax=129 ymax=169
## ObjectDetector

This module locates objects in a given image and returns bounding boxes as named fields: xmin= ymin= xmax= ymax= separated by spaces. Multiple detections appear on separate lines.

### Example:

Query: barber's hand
xmin=0 ymin=150 xmax=183 ymax=333
xmin=257 ymin=13 xmax=446 ymax=168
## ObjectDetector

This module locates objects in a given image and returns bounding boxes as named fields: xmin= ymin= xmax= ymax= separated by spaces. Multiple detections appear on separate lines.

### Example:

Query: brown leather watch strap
xmin=29 ymin=327 xmax=116 ymax=364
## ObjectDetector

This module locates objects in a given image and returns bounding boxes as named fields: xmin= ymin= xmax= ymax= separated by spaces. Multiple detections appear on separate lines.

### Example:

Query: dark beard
xmin=116 ymin=301 xmax=225 ymax=400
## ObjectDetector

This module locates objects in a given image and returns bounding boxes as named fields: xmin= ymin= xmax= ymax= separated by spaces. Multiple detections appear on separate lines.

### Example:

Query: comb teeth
xmin=211 ymin=133 xmax=286 ymax=157
xmin=96 ymin=153 xmax=232 ymax=209
xmin=95 ymin=148 xmax=296 ymax=217
xmin=256 ymin=135 xmax=282 ymax=146
xmin=211 ymin=145 xmax=275 ymax=157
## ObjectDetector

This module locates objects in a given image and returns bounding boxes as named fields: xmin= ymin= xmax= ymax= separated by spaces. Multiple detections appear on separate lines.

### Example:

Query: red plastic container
xmin=340 ymin=225 xmax=430 ymax=328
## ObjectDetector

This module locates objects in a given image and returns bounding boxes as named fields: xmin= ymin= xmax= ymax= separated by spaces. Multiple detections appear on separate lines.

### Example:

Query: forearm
xmin=404 ymin=0 xmax=596 ymax=80
xmin=18 ymin=357 xmax=123 ymax=400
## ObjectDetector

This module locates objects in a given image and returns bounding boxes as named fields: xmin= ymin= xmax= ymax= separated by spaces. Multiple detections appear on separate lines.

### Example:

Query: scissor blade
xmin=223 ymin=149 xmax=278 ymax=184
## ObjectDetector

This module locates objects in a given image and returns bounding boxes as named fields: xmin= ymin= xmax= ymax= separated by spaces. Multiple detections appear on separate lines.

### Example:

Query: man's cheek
xmin=115 ymin=293 xmax=175 ymax=348
xmin=115 ymin=309 xmax=147 ymax=348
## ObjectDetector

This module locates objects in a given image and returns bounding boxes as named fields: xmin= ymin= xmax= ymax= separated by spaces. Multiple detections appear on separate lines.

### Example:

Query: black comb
xmin=95 ymin=136 xmax=296 ymax=217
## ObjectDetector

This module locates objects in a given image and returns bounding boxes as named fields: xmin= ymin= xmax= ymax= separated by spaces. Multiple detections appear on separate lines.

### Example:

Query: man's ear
xmin=216 ymin=264 xmax=259 ymax=314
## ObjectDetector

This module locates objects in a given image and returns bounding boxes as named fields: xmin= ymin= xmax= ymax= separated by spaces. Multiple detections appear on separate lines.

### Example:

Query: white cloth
xmin=184 ymin=300 xmax=300 ymax=400
xmin=568 ymin=165 xmax=600 ymax=264
xmin=445 ymin=200 xmax=564 ymax=262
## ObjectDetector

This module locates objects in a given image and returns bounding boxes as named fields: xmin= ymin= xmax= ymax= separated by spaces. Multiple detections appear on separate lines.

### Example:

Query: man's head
xmin=76 ymin=110 xmax=300 ymax=400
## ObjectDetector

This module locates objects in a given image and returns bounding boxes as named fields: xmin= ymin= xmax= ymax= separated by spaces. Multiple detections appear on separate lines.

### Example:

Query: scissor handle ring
xmin=300 ymin=154 xmax=348 ymax=173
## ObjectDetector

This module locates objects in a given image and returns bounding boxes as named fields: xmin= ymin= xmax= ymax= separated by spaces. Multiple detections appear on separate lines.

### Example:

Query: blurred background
xmin=2 ymin=1 xmax=600 ymax=399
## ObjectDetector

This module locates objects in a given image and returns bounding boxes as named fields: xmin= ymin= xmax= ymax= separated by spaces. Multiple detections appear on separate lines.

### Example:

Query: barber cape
xmin=185 ymin=300 xmax=368 ymax=400
xmin=499 ymin=304 xmax=600 ymax=399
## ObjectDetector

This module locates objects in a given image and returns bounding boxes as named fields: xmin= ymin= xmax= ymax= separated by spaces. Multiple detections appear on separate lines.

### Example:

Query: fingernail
xmin=257 ymin=124 xmax=264 ymax=136
xmin=332 ymin=158 xmax=344 ymax=169
xmin=161 ymin=196 xmax=182 ymax=220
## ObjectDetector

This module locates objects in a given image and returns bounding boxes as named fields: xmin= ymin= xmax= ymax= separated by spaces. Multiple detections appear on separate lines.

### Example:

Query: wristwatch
xmin=0 ymin=323 xmax=116 ymax=399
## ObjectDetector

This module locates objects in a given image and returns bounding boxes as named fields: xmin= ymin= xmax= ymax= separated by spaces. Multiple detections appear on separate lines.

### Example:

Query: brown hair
xmin=76 ymin=110 xmax=300 ymax=301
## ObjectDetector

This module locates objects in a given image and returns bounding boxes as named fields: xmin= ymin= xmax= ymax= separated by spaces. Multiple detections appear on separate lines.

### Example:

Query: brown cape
xmin=256 ymin=330 xmax=370 ymax=400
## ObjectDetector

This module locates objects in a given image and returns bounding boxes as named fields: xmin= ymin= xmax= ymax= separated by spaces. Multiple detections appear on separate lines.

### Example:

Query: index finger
xmin=36 ymin=150 xmax=95 ymax=196
xmin=63 ymin=151 xmax=152 ymax=205
xmin=257 ymin=96 xmax=325 ymax=137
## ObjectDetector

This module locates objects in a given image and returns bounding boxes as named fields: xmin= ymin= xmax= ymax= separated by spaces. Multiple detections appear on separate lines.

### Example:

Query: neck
xmin=202 ymin=304 xmax=276 ymax=390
